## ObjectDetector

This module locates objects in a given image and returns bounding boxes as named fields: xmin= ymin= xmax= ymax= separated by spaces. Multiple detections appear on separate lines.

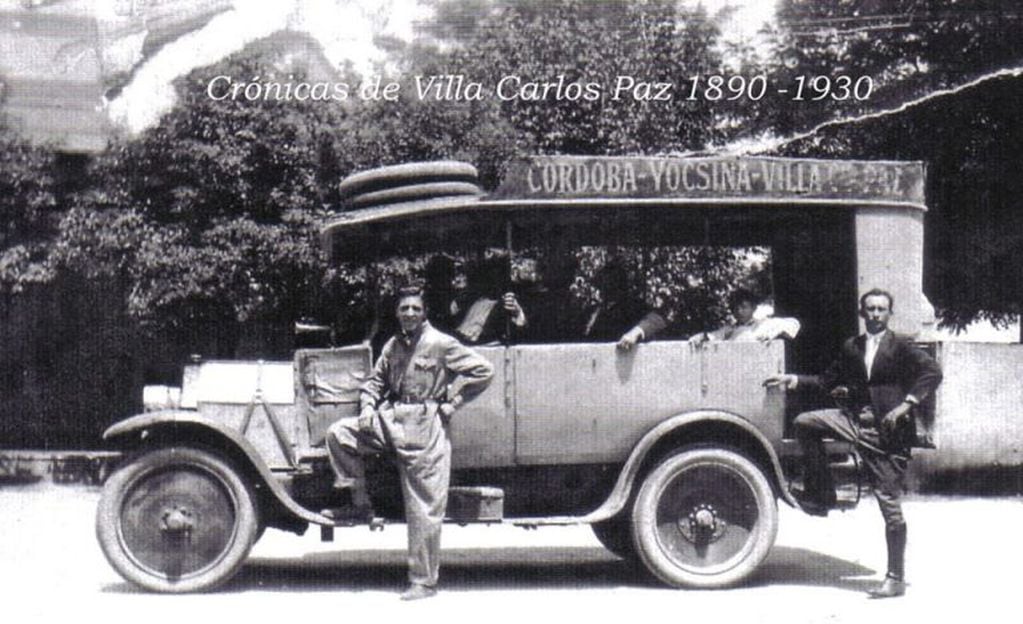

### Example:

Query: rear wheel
xmin=631 ymin=448 xmax=777 ymax=589
xmin=96 ymin=447 xmax=259 ymax=593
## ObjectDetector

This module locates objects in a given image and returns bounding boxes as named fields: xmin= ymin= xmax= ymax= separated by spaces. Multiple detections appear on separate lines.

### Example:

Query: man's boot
xmin=868 ymin=523 xmax=907 ymax=598
xmin=321 ymin=481 xmax=375 ymax=523
xmin=400 ymin=583 xmax=437 ymax=601
xmin=868 ymin=575 xmax=906 ymax=599
xmin=793 ymin=430 xmax=837 ymax=515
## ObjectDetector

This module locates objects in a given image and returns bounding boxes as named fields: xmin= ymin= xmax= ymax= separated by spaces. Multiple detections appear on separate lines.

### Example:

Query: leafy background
xmin=2 ymin=0 xmax=1022 ymax=445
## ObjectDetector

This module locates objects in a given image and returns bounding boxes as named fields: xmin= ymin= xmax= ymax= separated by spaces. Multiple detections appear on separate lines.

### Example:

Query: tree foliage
xmin=40 ymin=43 xmax=527 ymax=348
xmin=8 ymin=0 xmax=1023 ymax=345
xmin=420 ymin=0 xmax=726 ymax=155
xmin=333 ymin=88 xmax=525 ymax=190
xmin=765 ymin=0 xmax=1023 ymax=332
xmin=570 ymin=244 xmax=763 ymax=335
xmin=0 ymin=2 xmax=798 ymax=352
xmin=778 ymin=74 xmax=1023 ymax=332
xmin=0 ymin=122 xmax=58 ymax=290
xmin=49 ymin=50 xmax=344 ymax=350
xmin=752 ymin=0 xmax=1023 ymax=137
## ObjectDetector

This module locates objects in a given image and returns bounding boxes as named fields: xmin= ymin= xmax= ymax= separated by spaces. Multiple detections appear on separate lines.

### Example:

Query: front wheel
xmin=96 ymin=447 xmax=259 ymax=593
xmin=631 ymin=448 xmax=778 ymax=589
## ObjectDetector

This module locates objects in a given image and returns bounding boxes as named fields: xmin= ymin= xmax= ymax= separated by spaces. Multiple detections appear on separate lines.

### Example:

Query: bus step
xmin=834 ymin=484 xmax=862 ymax=510
xmin=447 ymin=486 xmax=504 ymax=522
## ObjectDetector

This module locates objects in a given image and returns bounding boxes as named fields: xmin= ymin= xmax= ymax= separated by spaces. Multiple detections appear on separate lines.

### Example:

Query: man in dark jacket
xmin=766 ymin=288 xmax=942 ymax=599
xmin=582 ymin=259 xmax=665 ymax=344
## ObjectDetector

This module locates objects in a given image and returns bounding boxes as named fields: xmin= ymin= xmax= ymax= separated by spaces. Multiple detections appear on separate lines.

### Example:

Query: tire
xmin=339 ymin=161 xmax=478 ymax=199
xmin=631 ymin=448 xmax=778 ymax=589
xmin=350 ymin=181 xmax=483 ymax=209
xmin=96 ymin=447 xmax=260 ymax=593
xmin=591 ymin=514 xmax=636 ymax=560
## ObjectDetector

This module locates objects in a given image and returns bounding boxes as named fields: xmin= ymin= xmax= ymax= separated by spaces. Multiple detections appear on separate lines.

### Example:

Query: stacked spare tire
xmin=338 ymin=161 xmax=484 ymax=210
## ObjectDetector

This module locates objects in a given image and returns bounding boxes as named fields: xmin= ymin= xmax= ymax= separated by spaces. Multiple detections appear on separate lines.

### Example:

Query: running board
xmin=315 ymin=486 xmax=598 ymax=536
xmin=509 ymin=516 xmax=589 ymax=528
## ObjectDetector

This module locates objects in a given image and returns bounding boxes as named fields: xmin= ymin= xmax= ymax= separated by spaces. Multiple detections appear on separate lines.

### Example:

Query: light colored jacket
xmin=360 ymin=321 xmax=494 ymax=410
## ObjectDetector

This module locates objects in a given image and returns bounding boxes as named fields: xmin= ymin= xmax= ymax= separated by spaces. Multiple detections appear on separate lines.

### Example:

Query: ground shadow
xmin=230 ymin=546 xmax=637 ymax=593
xmin=98 ymin=546 xmax=630 ymax=594
xmin=751 ymin=546 xmax=878 ymax=592
xmin=95 ymin=544 xmax=879 ymax=595
xmin=916 ymin=466 xmax=1023 ymax=495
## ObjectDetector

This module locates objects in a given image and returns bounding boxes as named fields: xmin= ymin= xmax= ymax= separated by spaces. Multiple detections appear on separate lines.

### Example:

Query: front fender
xmin=104 ymin=410 xmax=253 ymax=446
xmin=583 ymin=409 xmax=796 ymax=523
xmin=104 ymin=411 xmax=327 ymax=526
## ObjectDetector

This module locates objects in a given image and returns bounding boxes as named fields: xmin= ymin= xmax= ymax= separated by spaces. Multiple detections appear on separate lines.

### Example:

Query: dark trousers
xmin=794 ymin=408 xmax=909 ymax=579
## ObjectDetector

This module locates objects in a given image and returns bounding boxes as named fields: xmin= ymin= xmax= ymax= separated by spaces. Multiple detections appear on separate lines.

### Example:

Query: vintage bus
xmin=95 ymin=155 xmax=1016 ymax=593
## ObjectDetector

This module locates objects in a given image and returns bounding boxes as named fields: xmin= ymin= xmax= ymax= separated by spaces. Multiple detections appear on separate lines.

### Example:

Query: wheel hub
xmin=159 ymin=504 xmax=195 ymax=537
xmin=678 ymin=503 xmax=727 ymax=543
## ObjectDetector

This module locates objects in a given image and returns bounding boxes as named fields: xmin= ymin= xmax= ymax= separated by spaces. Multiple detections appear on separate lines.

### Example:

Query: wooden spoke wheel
xmin=96 ymin=447 xmax=259 ymax=593
xmin=631 ymin=448 xmax=777 ymax=589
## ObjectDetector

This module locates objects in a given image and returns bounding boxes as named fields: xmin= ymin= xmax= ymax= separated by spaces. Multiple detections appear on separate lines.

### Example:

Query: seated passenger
xmin=616 ymin=309 xmax=668 ymax=350
xmin=581 ymin=259 xmax=666 ymax=345
xmin=617 ymin=288 xmax=800 ymax=350
xmin=522 ymin=253 xmax=583 ymax=343
xmin=423 ymin=254 xmax=466 ymax=334
xmin=691 ymin=288 xmax=800 ymax=343
xmin=454 ymin=255 xmax=527 ymax=345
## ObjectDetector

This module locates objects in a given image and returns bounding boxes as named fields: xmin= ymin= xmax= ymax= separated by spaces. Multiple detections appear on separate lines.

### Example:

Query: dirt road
xmin=3 ymin=482 xmax=1020 ymax=624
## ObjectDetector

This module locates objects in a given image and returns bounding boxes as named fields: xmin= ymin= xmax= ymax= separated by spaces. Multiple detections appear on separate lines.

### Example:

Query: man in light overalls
xmin=326 ymin=286 xmax=494 ymax=600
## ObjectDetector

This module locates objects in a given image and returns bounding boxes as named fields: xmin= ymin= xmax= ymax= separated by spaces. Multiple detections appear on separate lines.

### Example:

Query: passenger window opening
xmin=330 ymin=247 xmax=531 ymax=352
xmin=331 ymin=242 xmax=779 ymax=351
xmin=323 ymin=202 xmax=859 ymax=386
xmin=513 ymin=243 xmax=775 ymax=345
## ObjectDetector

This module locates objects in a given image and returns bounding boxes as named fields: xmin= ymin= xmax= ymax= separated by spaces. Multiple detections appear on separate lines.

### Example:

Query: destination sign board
xmin=492 ymin=156 xmax=925 ymax=206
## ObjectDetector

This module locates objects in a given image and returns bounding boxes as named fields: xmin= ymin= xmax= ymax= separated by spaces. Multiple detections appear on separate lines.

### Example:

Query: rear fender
xmin=583 ymin=410 xmax=796 ymax=523
xmin=103 ymin=411 xmax=324 ymax=529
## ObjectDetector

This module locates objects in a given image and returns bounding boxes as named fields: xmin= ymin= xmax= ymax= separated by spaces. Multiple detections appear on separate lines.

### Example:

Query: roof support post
xmin=854 ymin=206 xmax=937 ymax=336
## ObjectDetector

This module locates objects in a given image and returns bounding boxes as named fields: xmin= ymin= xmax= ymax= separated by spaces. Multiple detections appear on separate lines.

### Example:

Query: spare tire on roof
xmin=350 ymin=181 xmax=483 ymax=209
xmin=339 ymin=161 xmax=481 ymax=209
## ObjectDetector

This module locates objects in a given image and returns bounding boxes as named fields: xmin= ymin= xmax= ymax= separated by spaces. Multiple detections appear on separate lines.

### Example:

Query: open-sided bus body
xmin=97 ymin=155 xmax=939 ymax=593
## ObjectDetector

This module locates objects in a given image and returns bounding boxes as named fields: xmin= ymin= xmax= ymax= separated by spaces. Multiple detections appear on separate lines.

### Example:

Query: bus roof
xmin=320 ymin=155 xmax=926 ymax=259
